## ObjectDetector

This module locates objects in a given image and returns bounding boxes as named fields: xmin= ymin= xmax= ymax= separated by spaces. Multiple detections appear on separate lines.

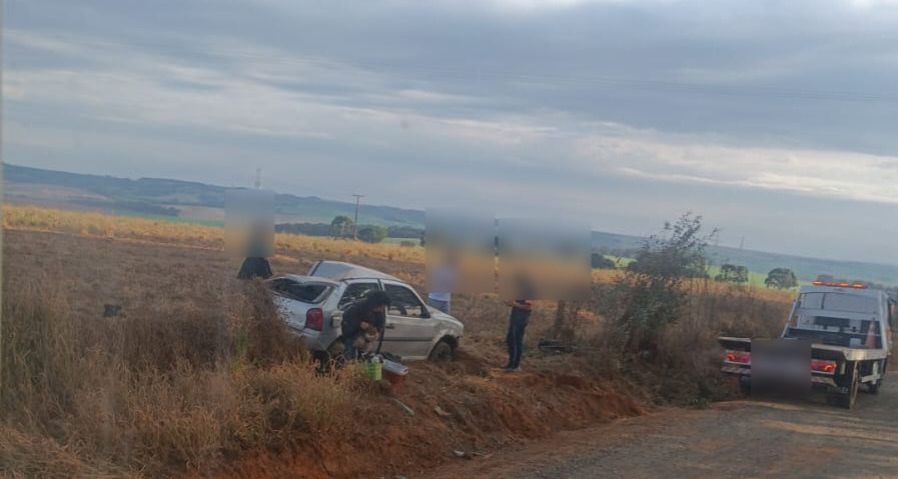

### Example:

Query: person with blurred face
xmin=340 ymin=290 xmax=391 ymax=361
xmin=503 ymin=274 xmax=536 ymax=372
xmin=427 ymin=250 xmax=458 ymax=314
xmin=237 ymin=219 xmax=272 ymax=280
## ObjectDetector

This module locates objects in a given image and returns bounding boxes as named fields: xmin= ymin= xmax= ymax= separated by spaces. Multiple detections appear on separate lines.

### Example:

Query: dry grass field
xmin=0 ymin=205 xmax=792 ymax=478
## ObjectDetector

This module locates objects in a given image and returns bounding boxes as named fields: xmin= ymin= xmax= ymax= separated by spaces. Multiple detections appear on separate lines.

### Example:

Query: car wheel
xmin=868 ymin=379 xmax=882 ymax=395
xmin=428 ymin=339 xmax=454 ymax=362
xmin=317 ymin=339 xmax=346 ymax=371
xmin=868 ymin=360 xmax=886 ymax=394
xmin=832 ymin=363 xmax=859 ymax=409
xmin=738 ymin=376 xmax=752 ymax=396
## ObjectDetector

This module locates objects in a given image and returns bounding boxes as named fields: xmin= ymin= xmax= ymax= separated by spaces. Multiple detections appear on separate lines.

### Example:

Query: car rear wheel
xmin=428 ymin=339 xmax=455 ymax=362
xmin=314 ymin=339 xmax=346 ymax=372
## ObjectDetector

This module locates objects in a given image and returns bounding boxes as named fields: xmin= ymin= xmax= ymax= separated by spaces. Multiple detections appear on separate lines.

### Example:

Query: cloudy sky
xmin=4 ymin=0 xmax=898 ymax=263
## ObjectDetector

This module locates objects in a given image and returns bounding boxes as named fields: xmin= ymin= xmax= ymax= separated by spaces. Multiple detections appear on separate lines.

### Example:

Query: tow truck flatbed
xmin=718 ymin=282 xmax=895 ymax=409
xmin=718 ymin=336 xmax=889 ymax=362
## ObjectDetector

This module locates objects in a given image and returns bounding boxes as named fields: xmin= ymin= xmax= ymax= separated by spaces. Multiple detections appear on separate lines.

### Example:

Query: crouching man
xmin=340 ymin=290 xmax=391 ymax=362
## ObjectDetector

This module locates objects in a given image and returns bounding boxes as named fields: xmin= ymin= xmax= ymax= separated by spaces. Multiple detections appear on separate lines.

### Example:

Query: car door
xmin=333 ymin=280 xmax=381 ymax=332
xmin=381 ymin=281 xmax=437 ymax=359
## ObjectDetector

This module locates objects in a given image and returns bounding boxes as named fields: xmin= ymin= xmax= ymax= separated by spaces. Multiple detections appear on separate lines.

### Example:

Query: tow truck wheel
xmin=832 ymin=363 xmax=859 ymax=409
xmin=868 ymin=379 xmax=882 ymax=395
xmin=738 ymin=376 xmax=752 ymax=396
xmin=868 ymin=360 xmax=887 ymax=394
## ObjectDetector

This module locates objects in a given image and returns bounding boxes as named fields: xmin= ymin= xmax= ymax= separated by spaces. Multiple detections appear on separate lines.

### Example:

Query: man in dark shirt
xmin=503 ymin=298 xmax=533 ymax=372
xmin=340 ymin=290 xmax=391 ymax=361
xmin=503 ymin=273 xmax=536 ymax=372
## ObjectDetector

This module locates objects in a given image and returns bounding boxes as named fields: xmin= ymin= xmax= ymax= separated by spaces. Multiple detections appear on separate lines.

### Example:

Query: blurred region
xmin=497 ymin=218 xmax=591 ymax=301
xmin=751 ymin=339 xmax=812 ymax=399
xmin=225 ymin=189 xmax=274 ymax=258
xmin=425 ymin=208 xmax=496 ymax=295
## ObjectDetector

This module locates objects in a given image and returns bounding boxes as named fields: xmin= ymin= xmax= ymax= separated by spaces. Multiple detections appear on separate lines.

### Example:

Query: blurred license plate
xmin=751 ymin=339 xmax=811 ymax=398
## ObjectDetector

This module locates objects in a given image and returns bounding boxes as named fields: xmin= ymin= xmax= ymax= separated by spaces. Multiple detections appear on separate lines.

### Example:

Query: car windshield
xmin=799 ymin=292 xmax=877 ymax=314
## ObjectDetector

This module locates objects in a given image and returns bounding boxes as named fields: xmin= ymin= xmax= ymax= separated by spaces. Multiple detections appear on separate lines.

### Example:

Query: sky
xmin=4 ymin=0 xmax=898 ymax=264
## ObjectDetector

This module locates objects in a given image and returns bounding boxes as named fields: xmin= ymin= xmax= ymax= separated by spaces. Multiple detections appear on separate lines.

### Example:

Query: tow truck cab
xmin=720 ymin=281 xmax=897 ymax=409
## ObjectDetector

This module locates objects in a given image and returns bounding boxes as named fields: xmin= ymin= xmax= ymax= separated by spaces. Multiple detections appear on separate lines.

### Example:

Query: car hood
xmin=429 ymin=308 xmax=464 ymax=334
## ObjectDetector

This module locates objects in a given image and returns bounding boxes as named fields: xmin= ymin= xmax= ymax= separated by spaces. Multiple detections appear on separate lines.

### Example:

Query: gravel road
xmin=422 ymin=375 xmax=898 ymax=479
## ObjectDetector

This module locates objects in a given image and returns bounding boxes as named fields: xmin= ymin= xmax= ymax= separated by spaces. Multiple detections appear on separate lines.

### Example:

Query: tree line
xmin=275 ymin=216 xmax=424 ymax=244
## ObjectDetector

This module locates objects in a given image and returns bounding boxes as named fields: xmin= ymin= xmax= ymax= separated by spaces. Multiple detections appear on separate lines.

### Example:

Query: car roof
xmin=307 ymin=260 xmax=402 ymax=282
xmin=278 ymin=274 xmax=339 ymax=286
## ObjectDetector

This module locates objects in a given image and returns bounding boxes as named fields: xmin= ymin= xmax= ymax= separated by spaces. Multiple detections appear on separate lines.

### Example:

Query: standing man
xmin=340 ymin=290 xmax=391 ymax=362
xmin=503 ymin=273 xmax=536 ymax=372
xmin=503 ymin=298 xmax=533 ymax=372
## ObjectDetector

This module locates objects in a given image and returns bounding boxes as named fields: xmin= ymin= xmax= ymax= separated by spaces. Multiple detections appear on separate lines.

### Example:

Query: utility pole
xmin=352 ymin=194 xmax=364 ymax=239
xmin=739 ymin=236 xmax=745 ymax=250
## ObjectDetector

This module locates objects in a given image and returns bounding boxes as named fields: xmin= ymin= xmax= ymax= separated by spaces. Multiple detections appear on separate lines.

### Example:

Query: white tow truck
xmin=720 ymin=281 xmax=897 ymax=409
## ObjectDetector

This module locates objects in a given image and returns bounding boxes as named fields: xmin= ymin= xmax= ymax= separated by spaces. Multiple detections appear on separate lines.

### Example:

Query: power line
xmin=352 ymin=194 xmax=364 ymax=239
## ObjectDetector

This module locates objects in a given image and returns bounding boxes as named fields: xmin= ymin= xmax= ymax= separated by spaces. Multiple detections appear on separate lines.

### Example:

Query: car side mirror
xmin=421 ymin=308 xmax=432 ymax=319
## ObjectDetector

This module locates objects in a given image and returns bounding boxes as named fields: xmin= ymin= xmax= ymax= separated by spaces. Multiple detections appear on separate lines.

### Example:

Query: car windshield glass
xmin=799 ymin=292 xmax=876 ymax=314
xmin=786 ymin=318 xmax=882 ymax=349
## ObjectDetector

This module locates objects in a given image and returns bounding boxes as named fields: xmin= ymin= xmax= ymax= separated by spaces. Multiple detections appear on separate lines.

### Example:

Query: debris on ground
xmin=538 ymin=338 xmax=576 ymax=354
xmin=434 ymin=406 xmax=452 ymax=418
xmin=394 ymin=398 xmax=415 ymax=417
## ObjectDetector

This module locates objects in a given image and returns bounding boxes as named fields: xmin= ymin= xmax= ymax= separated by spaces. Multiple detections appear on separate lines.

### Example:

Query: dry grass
xmin=0 ymin=205 xmax=800 ymax=477
xmin=3 ymin=205 xmax=424 ymax=265
xmin=0 ymin=272 xmax=359 ymax=477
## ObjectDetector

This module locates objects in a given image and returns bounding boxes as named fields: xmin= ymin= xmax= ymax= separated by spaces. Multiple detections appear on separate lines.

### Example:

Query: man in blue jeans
xmin=503 ymin=298 xmax=533 ymax=372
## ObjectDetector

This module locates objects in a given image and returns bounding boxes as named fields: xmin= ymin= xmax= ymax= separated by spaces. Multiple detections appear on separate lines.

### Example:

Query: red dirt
xmin=211 ymin=354 xmax=647 ymax=479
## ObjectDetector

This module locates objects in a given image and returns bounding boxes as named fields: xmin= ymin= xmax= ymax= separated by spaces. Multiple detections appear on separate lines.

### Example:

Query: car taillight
xmin=811 ymin=359 xmax=837 ymax=374
xmin=306 ymin=308 xmax=324 ymax=331
xmin=725 ymin=350 xmax=751 ymax=364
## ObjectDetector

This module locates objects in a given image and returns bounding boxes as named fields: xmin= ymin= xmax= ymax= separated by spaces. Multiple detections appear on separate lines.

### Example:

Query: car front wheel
xmin=428 ymin=339 xmax=455 ymax=362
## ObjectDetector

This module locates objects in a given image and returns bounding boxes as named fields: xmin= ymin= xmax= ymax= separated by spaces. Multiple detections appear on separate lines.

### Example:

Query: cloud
xmin=6 ymin=1 xmax=898 ymax=263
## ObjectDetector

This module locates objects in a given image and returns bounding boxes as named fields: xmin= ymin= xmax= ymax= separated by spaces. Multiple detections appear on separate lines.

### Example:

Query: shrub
xmin=765 ymin=267 xmax=798 ymax=289
xmin=357 ymin=225 xmax=387 ymax=243
xmin=610 ymin=213 xmax=715 ymax=358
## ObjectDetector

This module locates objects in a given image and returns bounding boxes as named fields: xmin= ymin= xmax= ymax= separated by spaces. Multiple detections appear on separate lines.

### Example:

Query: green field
xmin=604 ymin=255 xmax=804 ymax=290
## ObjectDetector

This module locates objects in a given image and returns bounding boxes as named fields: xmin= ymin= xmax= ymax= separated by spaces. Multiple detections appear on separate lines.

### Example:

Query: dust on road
xmin=423 ymin=375 xmax=898 ymax=479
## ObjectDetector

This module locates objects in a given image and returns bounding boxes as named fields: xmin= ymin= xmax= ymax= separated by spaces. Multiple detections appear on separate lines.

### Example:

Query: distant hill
xmin=592 ymin=230 xmax=898 ymax=285
xmin=5 ymin=163 xmax=897 ymax=285
xmin=3 ymin=164 xmax=423 ymax=226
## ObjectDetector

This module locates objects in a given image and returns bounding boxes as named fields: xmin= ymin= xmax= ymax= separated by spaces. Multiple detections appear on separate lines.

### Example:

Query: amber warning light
xmin=811 ymin=280 xmax=866 ymax=289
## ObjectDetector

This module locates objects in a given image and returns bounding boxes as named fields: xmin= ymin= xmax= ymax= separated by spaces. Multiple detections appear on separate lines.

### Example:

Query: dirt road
xmin=423 ymin=376 xmax=898 ymax=479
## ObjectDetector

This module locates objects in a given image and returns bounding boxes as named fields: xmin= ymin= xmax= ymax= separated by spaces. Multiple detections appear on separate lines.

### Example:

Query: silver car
xmin=267 ymin=260 xmax=463 ymax=361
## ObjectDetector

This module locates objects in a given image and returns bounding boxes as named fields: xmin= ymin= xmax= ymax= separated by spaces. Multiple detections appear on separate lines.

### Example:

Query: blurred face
xmin=371 ymin=304 xmax=387 ymax=314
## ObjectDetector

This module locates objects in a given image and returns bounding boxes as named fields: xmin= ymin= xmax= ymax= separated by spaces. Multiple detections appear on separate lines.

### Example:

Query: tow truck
xmin=720 ymin=281 xmax=897 ymax=409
